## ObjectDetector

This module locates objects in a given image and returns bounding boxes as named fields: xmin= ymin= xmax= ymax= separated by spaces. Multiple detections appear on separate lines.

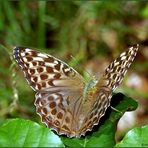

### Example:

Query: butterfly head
xmin=83 ymin=77 xmax=98 ymax=98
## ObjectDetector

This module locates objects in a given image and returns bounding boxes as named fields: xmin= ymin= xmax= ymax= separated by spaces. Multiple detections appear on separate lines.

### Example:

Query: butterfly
xmin=13 ymin=44 xmax=139 ymax=138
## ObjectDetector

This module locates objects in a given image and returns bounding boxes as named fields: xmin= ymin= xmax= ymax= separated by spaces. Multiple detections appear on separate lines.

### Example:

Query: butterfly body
xmin=13 ymin=45 xmax=139 ymax=137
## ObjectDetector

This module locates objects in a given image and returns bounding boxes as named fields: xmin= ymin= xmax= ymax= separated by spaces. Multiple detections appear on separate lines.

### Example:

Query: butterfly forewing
xmin=98 ymin=44 xmax=139 ymax=91
xmin=13 ymin=47 xmax=84 ymax=91
xmin=13 ymin=45 xmax=139 ymax=138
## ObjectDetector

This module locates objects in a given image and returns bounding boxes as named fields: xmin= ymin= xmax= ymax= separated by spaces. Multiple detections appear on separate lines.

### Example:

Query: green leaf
xmin=62 ymin=93 xmax=138 ymax=147
xmin=0 ymin=118 xmax=64 ymax=147
xmin=115 ymin=125 xmax=148 ymax=147
xmin=140 ymin=4 xmax=148 ymax=17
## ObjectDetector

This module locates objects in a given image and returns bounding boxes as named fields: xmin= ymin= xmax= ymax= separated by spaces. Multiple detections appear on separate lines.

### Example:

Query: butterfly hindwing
xmin=35 ymin=88 xmax=83 ymax=137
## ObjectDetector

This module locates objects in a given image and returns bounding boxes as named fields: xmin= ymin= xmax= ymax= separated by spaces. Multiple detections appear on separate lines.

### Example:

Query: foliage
xmin=0 ymin=119 xmax=64 ymax=147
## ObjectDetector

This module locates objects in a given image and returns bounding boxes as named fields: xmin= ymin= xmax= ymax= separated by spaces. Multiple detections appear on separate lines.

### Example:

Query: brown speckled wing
xmin=102 ymin=44 xmax=139 ymax=91
xmin=13 ymin=47 xmax=84 ymax=91
xmin=35 ymin=89 xmax=83 ymax=137
xmin=13 ymin=47 xmax=84 ymax=137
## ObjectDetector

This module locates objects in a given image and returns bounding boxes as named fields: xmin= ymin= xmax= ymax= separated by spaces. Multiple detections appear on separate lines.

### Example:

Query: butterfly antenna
xmin=70 ymin=55 xmax=92 ymax=81
xmin=111 ymin=106 xmax=123 ymax=115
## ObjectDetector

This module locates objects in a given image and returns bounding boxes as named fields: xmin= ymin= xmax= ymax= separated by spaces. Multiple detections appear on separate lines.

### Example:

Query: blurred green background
xmin=0 ymin=1 xmax=148 ymax=141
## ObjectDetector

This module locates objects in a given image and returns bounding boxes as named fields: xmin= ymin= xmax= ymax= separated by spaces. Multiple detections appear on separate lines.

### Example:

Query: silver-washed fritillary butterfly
xmin=13 ymin=44 xmax=139 ymax=137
